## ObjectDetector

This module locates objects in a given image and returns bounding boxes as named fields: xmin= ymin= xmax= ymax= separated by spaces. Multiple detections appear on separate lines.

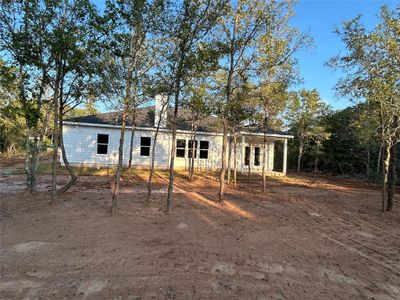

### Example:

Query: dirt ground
xmin=1 ymin=162 xmax=400 ymax=299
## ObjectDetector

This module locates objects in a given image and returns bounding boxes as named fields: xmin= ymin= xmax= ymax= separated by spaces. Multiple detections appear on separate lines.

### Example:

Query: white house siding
xmin=62 ymin=124 xmax=228 ymax=170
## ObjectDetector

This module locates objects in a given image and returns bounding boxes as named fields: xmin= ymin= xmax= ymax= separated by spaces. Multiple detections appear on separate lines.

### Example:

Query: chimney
xmin=154 ymin=94 xmax=168 ymax=128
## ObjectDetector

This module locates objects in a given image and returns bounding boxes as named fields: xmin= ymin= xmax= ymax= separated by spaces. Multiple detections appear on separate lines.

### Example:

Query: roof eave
xmin=63 ymin=121 xmax=294 ymax=139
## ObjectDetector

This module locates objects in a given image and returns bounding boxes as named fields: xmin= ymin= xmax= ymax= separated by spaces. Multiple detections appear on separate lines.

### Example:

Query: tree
xmin=183 ymin=84 xmax=214 ymax=181
xmin=287 ymin=89 xmax=330 ymax=172
xmin=101 ymin=0 xmax=165 ymax=214
xmin=164 ymin=0 xmax=226 ymax=212
xmin=309 ymin=125 xmax=331 ymax=176
xmin=46 ymin=0 xmax=100 ymax=197
xmin=215 ymin=0 xmax=310 ymax=201
xmin=328 ymin=5 xmax=400 ymax=211
xmin=320 ymin=104 xmax=379 ymax=177
xmin=253 ymin=82 xmax=290 ymax=192
xmin=0 ymin=60 xmax=24 ymax=154
xmin=1 ymin=1 xmax=53 ymax=193
xmin=147 ymin=94 xmax=169 ymax=201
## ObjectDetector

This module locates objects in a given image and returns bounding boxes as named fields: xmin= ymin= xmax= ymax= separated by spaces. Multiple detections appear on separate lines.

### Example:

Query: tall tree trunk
xmin=166 ymin=107 xmax=178 ymax=213
xmin=227 ymin=136 xmax=232 ymax=184
xmin=147 ymin=102 xmax=166 ymax=201
xmin=51 ymin=71 xmax=61 ymax=201
xmin=233 ymin=133 xmax=237 ymax=187
xmin=377 ymin=143 xmax=383 ymax=175
xmin=24 ymin=129 xmax=33 ymax=193
xmin=189 ymin=131 xmax=196 ymax=181
xmin=387 ymin=116 xmax=399 ymax=211
xmin=128 ymin=111 xmax=136 ymax=169
xmin=262 ymin=133 xmax=267 ymax=193
xmin=297 ymin=139 xmax=304 ymax=172
xmin=167 ymin=71 xmax=182 ymax=212
xmin=381 ymin=141 xmax=391 ymax=212
xmin=247 ymin=145 xmax=251 ymax=182
xmin=147 ymin=128 xmax=160 ymax=202
xmin=366 ymin=146 xmax=371 ymax=178
xmin=218 ymin=116 xmax=228 ymax=202
xmin=387 ymin=143 xmax=396 ymax=211
xmin=111 ymin=108 xmax=128 ymax=214
xmin=30 ymin=134 xmax=41 ymax=193
xmin=218 ymin=22 xmax=236 ymax=202
xmin=58 ymin=112 xmax=77 ymax=193
xmin=314 ymin=143 xmax=320 ymax=177
xmin=24 ymin=130 xmax=41 ymax=194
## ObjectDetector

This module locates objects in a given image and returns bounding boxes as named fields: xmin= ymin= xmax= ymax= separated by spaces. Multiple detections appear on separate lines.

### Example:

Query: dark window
xmin=176 ymin=139 xmax=186 ymax=158
xmin=199 ymin=141 xmax=209 ymax=159
xmin=97 ymin=134 xmax=109 ymax=154
xmin=188 ymin=140 xmax=198 ymax=158
xmin=140 ymin=137 xmax=151 ymax=156
xmin=97 ymin=134 xmax=109 ymax=144
xmin=254 ymin=147 xmax=260 ymax=166
xmin=245 ymin=146 xmax=250 ymax=166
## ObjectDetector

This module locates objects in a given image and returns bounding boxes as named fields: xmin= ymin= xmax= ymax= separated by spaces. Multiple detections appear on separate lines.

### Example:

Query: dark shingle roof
xmin=65 ymin=106 xmax=291 ymax=136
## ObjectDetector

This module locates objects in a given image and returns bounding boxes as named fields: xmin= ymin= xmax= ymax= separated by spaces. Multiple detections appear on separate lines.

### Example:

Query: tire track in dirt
xmin=225 ymin=190 xmax=400 ymax=277
xmin=237 ymin=187 xmax=399 ymax=257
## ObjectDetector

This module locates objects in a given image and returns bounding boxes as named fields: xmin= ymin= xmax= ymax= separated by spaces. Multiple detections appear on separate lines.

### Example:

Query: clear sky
xmin=290 ymin=0 xmax=397 ymax=110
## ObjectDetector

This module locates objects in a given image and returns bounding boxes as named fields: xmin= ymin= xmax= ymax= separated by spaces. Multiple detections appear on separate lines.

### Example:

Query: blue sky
xmin=91 ymin=0 xmax=397 ymax=111
xmin=290 ymin=0 xmax=397 ymax=109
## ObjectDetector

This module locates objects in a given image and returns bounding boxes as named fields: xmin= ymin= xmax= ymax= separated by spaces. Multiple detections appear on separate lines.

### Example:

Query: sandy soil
xmin=1 ymin=167 xmax=400 ymax=299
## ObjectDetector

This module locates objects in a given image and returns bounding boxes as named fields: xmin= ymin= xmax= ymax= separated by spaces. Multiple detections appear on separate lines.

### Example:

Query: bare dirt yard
xmin=1 ymin=161 xmax=400 ymax=299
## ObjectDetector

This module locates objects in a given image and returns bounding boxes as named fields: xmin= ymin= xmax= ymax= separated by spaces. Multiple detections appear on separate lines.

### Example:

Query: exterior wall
xmin=62 ymin=124 xmax=279 ymax=171
xmin=62 ymin=124 xmax=225 ymax=170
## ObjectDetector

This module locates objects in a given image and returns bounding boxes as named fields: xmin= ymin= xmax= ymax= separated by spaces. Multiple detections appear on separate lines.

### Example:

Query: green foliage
xmin=0 ymin=60 xmax=23 ymax=153
xmin=252 ymin=82 xmax=290 ymax=131
xmin=328 ymin=4 xmax=400 ymax=145
xmin=287 ymin=89 xmax=330 ymax=140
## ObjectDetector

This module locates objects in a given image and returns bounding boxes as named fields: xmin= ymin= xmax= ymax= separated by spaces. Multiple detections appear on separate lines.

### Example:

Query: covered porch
xmin=234 ymin=132 xmax=292 ymax=176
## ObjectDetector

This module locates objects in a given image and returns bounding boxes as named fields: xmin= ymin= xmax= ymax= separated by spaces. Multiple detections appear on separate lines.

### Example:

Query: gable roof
xmin=65 ymin=105 xmax=291 ymax=137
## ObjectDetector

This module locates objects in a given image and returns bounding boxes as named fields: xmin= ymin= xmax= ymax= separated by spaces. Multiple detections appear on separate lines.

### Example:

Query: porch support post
xmin=241 ymin=135 xmax=245 ymax=174
xmin=250 ymin=144 xmax=253 ymax=170
xmin=283 ymin=139 xmax=288 ymax=175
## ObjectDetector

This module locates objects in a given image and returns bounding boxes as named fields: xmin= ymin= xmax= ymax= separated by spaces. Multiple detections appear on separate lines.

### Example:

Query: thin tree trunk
xmin=381 ymin=141 xmax=391 ymax=212
xmin=233 ymin=133 xmax=237 ymax=187
xmin=227 ymin=136 xmax=232 ymax=184
xmin=27 ymin=102 xmax=49 ymax=194
xmin=147 ymin=101 xmax=167 ymax=201
xmin=24 ymin=129 xmax=33 ymax=193
xmin=218 ymin=17 xmax=236 ymax=202
xmin=58 ymin=112 xmax=77 ymax=193
xmin=366 ymin=146 xmax=371 ymax=178
xmin=297 ymin=139 xmax=303 ymax=172
xmin=218 ymin=116 xmax=228 ymax=202
xmin=247 ymin=145 xmax=251 ymax=183
xmin=147 ymin=128 xmax=160 ymax=202
xmin=377 ymin=143 xmax=383 ymax=175
xmin=262 ymin=133 xmax=266 ymax=193
xmin=189 ymin=131 xmax=196 ymax=181
xmin=30 ymin=134 xmax=41 ymax=193
xmin=51 ymin=71 xmax=61 ymax=201
xmin=387 ymin=143 xmax=396 ymax=211
xmin=387 ymin=116 xmax=398 ymax=211
xmin=314 ymin=143 xmax=319 ymax=177
xmin=128 ymin=111 xmax=136 ymax=169
xmin=25 ymin=134 xmax=40 ymax=194
xmin=166 ymin=107 xmax=178 ymax=213
xmin=111 ymin=108 xmax=128 ymax=214
xmin=167 ymin=72 xmax=182 ymax=212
